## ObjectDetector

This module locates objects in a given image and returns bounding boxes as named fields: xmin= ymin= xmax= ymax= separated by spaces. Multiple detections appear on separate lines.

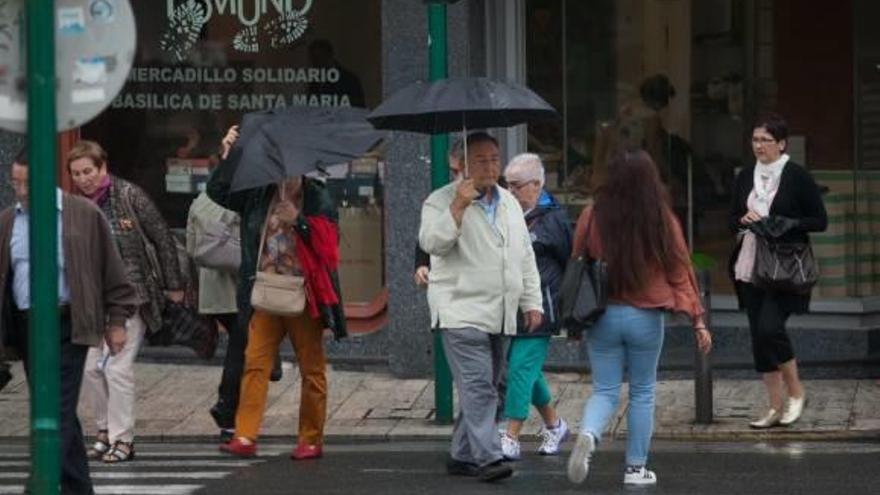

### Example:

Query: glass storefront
xmin=524 ymin=0 xmax=878 ymax=298
xmin=81 ymin=0 xmax=385 ymax=303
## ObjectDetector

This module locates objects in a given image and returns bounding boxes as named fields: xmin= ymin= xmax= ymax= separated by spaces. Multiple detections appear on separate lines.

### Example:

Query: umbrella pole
xmin=462 ymin=123 xmax=469 ymax=179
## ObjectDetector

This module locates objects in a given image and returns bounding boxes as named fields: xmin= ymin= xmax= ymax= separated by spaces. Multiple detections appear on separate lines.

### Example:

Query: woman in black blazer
xmin=728 ymin=113 xmax=827 ymax=429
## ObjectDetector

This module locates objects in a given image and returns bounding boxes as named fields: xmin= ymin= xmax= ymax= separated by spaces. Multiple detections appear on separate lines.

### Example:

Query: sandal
xmin=86 ymin=431 xmax=110 ymax=460
xmin=102 ymin=441 xmax=135 ymax=463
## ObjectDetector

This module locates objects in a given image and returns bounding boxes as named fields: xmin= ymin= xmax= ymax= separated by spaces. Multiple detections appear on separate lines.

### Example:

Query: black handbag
xmin=147 ymin=300 xmax=218 ymax=360
xmin=556 ymin=215 xmax=608 ymax=337
xmin=752 ymin=236 xmax=818 ymax=294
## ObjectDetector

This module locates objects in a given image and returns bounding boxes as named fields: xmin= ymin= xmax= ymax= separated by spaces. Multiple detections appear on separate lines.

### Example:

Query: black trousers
xmin=741 ymin=284 xmax=795 ymax=373
xmin=13 ymin=312 xmax=94 ymax=495
xmin=213 ymin=312 xmax=246 ymax=429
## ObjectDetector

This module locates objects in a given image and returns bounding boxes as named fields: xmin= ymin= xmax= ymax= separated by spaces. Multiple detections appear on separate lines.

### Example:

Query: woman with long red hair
xmin=566 ymin=150 xmax=711 ymax=487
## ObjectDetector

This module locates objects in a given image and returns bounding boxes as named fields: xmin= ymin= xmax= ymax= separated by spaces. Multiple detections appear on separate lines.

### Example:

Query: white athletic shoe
xmin=566 ymin=432 xmax=596 ymax=484
xmin=624 ymin=466 xmax=658 ymax=486
xmin=500 ymin=432 xmax=521 ymax=461
xmin=537 ymin=418 xmax=569 ymax=455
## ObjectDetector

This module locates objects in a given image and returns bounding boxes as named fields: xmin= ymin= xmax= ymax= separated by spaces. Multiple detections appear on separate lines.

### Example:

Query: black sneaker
xmin=219 ymin=429 xmax=235 ymax=444
xmin=446 ymin=457 xmax=479 ymax=477
xmin=478 ymin=460 xmax=514 ymax=482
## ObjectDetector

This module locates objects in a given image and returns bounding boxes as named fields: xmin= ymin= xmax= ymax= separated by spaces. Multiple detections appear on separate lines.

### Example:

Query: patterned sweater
xmin=96 ymin=177 xmax=182 ymax=333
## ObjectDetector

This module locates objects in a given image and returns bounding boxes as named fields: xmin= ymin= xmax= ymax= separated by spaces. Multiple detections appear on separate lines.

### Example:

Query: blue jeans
xmin=579 ymin=305 xmax=664 ymax=466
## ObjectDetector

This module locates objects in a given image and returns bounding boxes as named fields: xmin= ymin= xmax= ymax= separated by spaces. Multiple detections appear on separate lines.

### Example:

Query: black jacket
xmin=516 ymin=192 xmax=572 ymax=336
xmin=728 ymin=162 xmax=827 ymax=313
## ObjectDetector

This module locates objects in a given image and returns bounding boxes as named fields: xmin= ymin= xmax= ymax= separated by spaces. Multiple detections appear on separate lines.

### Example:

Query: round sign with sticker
xmin=0 ymin=0 xmax=136 ymax=132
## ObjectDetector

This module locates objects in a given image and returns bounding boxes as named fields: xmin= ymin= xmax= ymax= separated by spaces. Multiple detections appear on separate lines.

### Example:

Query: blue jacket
xmin=516 ymin=191 xmax=572 ymax=336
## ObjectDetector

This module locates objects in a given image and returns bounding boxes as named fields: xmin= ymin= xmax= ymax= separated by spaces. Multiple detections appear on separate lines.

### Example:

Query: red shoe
xmin=290 ymin=443 xmax=322 ymax=460
xmin=219 ymin=437 xmax=257 ymax=458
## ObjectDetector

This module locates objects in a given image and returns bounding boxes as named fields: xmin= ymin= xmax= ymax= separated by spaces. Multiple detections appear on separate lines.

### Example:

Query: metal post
xmin=695 ymin=270 xmax=713 ymax=424
xmin=26 ymin=0 xmax=60 ymax=492
xmin=427 ymin=1 xmax=453 ymax=425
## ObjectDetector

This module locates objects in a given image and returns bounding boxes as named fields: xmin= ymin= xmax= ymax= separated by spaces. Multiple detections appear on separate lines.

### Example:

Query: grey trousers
xmin=441 ymin=327 xmax=508 ymax=467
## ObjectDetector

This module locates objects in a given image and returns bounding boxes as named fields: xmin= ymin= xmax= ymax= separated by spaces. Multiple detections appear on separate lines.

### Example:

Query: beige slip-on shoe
xmin=780 ymin=395 xmax=807 ymax=426
xmin=749 ymin=408 xmax=782 ymax=429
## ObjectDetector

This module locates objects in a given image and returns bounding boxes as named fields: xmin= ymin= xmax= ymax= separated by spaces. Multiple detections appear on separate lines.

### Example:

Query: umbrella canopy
xmin=229 ymin=106 xmax=385 ymax=192
xmin=366 ymin=77 xmax=557 ymax=134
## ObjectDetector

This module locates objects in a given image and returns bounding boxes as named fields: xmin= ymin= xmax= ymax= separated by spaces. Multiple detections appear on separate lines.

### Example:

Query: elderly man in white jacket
xmin=419 ymin=132 xmax=543 ymax=483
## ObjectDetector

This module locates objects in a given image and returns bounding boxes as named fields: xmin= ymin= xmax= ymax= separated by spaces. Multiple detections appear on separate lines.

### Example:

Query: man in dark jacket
xmin=0 ymin=149 xmax=137 ymax=494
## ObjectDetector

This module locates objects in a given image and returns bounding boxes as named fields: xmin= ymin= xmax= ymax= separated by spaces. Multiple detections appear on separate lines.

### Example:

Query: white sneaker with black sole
xmin=624 ymin=466 xmax=658 ymax=486
xmin=537 ymin=418 xmax=568 ymax=455
xmin=500 ymin=433 xmax=521 ymax=461
xmin=566 ymin=432 xmax=596 ymax=484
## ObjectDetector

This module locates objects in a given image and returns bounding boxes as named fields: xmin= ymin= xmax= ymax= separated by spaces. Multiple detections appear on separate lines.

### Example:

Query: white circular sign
xmin=0 ymin=0 xmax=136 ymax=133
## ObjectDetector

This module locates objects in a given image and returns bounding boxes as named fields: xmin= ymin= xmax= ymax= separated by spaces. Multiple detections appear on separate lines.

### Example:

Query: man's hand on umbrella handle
xmin=450 ymin=179 xmax=478 ymax=227
xmin=525 ymin=310 xmax=543 ymax=332
xmin=274 ymin=200 xmax=299 ymax=225
xmin=220 ymin=125 xmax=240 ymax=160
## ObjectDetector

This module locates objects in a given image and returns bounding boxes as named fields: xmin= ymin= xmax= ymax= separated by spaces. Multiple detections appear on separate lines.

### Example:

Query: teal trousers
xmin=503 ymin=336 xmax=552 ymax=421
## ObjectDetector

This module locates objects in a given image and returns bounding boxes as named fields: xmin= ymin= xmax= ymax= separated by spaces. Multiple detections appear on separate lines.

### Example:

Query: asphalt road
xmin=198 ymin=440 xmax=880 ymax=495
xmin=2 ymin=440 xmax=878 ymax=494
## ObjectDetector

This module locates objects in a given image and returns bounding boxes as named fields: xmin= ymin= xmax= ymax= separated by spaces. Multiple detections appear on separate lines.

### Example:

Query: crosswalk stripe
xmin=93 ymin=485 xmax=202 ymax=494
xmin=0 ymin=459 xmax=255 ymax=468
xmin=0 ymin=471 xmax=230 ymax=480
xmin=0 ymin=486 xmax=203 ymax=495
xmin=0 ymin=444 xmax=270 ymax=495
xmin=0 ymin=449 xmax=289 ymax=459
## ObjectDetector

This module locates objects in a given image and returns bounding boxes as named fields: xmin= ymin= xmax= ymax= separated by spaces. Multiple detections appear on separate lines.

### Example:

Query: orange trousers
xmin=234 ymin=309 xmax=327 ymax=445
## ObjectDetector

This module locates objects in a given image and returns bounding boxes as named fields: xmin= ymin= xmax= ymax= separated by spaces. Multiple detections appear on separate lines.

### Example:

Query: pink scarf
xmin=85 ymin=174 xmax=112 ymax=204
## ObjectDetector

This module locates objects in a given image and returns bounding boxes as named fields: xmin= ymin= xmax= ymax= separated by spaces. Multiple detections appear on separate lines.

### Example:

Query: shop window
xmin=525 ymin=0 xmax=867 ymax=297
xmin=81 ymin=0 xmax=385 ymax=304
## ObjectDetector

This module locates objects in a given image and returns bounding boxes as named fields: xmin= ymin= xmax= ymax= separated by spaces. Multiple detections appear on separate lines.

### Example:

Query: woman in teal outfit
xmin=499 ymin=153 xmax=572 ymax=460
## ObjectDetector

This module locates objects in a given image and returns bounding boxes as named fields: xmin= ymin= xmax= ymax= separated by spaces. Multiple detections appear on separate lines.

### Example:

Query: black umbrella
xmin=367 ymin=77 xmax=557 ymax=174
xmin=229 ymin=106 xmax=385 ymax=192
xmin=367 ymin=77 xmax=556 ymax=133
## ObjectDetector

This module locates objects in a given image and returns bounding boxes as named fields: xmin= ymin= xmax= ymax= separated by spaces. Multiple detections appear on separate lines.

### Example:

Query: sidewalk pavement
xmin=1 ymin=362 xmax=879 ymax=442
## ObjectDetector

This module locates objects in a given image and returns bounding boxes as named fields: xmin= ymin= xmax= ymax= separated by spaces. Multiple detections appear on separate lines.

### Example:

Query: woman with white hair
xmin=500 ymin=153 xmax=572 ymax=460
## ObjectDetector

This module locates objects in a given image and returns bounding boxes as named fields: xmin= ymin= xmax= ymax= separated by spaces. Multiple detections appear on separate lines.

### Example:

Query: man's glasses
xmin=751 ymin=137 xmax=777 ymax=145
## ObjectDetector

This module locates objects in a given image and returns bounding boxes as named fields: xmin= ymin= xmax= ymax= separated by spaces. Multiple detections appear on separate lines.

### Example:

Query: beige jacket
xmin=419 ymin=182 xmax=543 ymax=335
xmin=185 ymin=192 xmax=238 ymax=314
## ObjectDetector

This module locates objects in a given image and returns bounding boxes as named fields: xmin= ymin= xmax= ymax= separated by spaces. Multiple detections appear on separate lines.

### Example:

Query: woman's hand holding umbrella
xmin=274 ymin=200 xmax=299 ymax=225
xmin=220 ymin=125 xmax=240 ymax=160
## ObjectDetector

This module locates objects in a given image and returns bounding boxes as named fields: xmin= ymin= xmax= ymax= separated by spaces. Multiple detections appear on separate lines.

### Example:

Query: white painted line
xmin=360 ymin=468 xmax=568 ymax=476
xmin=1 ymin=460 xmax=256 ymax=468
xmin=135 ymin=450 xmax=289 ymax=458
xmin=94 ymin=485 xmax=202 ymax=495
xmin=93 ymin=460 xmax=258 ymax=468
xmin=0 ymin=487 xmax=23 ymax=495
xmin=0 ymin=472 xmax=229 ymax=480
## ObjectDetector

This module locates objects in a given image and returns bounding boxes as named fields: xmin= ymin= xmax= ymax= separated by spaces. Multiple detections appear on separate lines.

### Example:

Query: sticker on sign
xmin=0 ymin=0 xmax=136 ymax=133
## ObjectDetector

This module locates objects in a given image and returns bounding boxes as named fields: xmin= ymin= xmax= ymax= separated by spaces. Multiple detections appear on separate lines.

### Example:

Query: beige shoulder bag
xmin=250 ymin=183 xmax=306 ymax=316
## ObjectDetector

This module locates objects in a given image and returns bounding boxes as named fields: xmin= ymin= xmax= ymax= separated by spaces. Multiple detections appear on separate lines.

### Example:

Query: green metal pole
xmin=427 ymin=1 xmax=453 ymax=425
xmin=26 ymin=1 xmax=60 ymax=493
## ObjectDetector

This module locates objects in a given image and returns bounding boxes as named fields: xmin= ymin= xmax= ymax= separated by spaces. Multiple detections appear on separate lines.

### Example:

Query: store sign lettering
xmin=164 ymin=0 xmax=311 ymax=27
xmin=160 ymin=0 xmax=313 ymax=60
